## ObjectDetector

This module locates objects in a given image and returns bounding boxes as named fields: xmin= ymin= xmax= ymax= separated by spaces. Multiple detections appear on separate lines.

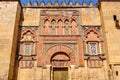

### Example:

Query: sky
xmin=20 ymin=0 xmax=99 ymax=6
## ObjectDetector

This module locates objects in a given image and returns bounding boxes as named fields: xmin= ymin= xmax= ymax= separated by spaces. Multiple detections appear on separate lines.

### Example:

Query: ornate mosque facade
xmin=0 ymin=0 xmax=120 ymax=80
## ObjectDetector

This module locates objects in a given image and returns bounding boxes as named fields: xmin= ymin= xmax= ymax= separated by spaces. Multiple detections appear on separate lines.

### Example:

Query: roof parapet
xmin=20 ymin=0 xmax=98 ymax=8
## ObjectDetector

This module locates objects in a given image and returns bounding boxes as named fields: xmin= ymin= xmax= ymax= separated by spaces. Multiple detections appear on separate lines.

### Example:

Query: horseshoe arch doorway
xmin=50 ymin=52 xmax=70 ymax=80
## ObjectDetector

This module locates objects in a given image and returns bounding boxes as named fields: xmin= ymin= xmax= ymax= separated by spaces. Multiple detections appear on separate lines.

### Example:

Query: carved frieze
xmin=19 ymin=60 xmax=34 ymax=68
xmin=84 ymin=54 xmax=106 ymax=68
xmin=39 ymin=10 xmax=80 ymax=36
xmin=40 ymin=10 xmax=79 ymax=16
xmin=88 ymin=60 xmax=103 ymax=68
xmin=43 ymin=41 xmax=77 ymax=56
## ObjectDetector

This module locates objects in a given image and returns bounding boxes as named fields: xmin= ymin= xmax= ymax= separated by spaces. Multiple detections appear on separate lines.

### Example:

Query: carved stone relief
xmin=18 ymin=27 xmax=38 ymax=68
xmin=40 ymin=10 xmax=80 ymax=35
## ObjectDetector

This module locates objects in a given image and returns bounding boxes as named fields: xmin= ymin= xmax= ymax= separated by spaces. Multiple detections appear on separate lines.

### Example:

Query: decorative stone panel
xmin=18 ymin=26 xmax=38 ymax=68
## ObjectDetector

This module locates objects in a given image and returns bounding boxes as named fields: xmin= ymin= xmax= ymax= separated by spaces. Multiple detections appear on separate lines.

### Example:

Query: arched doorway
xmin=45 ymin=45 xmax=76 ymax=65
xmin=51 ymin=52 xmax=70 ymax=80
xmin=44 ymin=45 xmax=76 ymax=80
xmin=51 ymin=52 xmax=70 ymax=67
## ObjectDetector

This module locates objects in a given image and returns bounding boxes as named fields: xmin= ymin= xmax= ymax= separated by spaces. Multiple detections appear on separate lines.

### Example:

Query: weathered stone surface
xmin=20 ymin=8 xmax=40 ymax=26
xmin=101 ymin=2 xmax=120 ymax=64
xmin=0 ymin=1 xmax=21 ymax=80
xmin=80 ymin=8 xmax=101 ymax=26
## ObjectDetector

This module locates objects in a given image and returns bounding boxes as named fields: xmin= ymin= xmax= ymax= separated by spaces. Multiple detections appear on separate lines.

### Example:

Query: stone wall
xmin=80 ymin=8 xmax=101 ymax=26
xmin=0 ymin=1 xmax=21 ymax=80
xmin=17 ymin=62 xmax=43 ymax=80
xmin=20 ymin=8 xmax=101 ymax=26
xmin=108 ymin=65 xmax=120 ymax=80
xmin=100 ymin=1 xmax=120 ymax=64
xmin=0 ymin=1 xmax=110 ymax=80
xmin=17 ymin=6 xmax=104 ymax=80
xmin=20 ymin=8 xmax=40 ymax=26
xmin=100 ymin=1 xmax=120 ymax=80
xmin=18 ymin=63 xmax=108 ymax=80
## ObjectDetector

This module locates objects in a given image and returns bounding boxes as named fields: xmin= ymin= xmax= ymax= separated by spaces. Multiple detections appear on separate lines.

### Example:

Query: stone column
xmin=43 ymin=65 xmax=51 ymax=80
xmin=70 ymin=65 xmax=75 ymax=80
xmin=46 ymin=65 xmax=51 ymax=80
xmin=85 ymin=60 xmax=89 ymax=80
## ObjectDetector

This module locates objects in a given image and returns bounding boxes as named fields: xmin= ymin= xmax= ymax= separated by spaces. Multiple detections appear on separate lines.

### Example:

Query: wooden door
xmin=53 ymin=68 xmax=68 ymax=80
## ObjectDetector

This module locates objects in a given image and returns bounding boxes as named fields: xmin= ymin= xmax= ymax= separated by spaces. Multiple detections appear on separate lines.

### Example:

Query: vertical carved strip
xmin=19 ymin=44 xmax=23 ymax=55
xmin=99 ymin=43 xmax=101 ymax=54
xmin=71 ymin=20 xmax=77 ymax=35
xmin=31 ymin=43 xmax=34 ymax=55
xmin=78 ymin=37 xmax=84 ymax=66
xmin=44 ymin=20 xmax=50 ymax=35
xmin=57 ymin=20 xmax=63 ymax=35
xmin=86 ymin=43 xmax=88 ymax=54
xmin=25 ymin=61 xmax=27 ymax=67
xmin=38 ymin=37 xmax=43 ymax=66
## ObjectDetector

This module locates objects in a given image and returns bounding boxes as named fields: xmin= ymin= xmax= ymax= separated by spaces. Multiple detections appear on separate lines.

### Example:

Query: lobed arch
xmin=71 ymin=19 xmax=77 ymax=26
xmin=44 ymin=19 xmax=50 ymax=28
xmin=64 ymin=19 xmax=70 ymax=24
xmin=43 ymin=16 xmax=78 ymax=24
xmin=57 ymin=18 xmax=63 ymax=23
xmin=43 ymin=16 xmax=51 ymax=22
xmin=85 ymin=27 xmax=101 ymax=41
xmin=44 ymin=19 xmax=50 ymax=23
xmin=57 ymin=19 xmax=63 ymax=27
xmin=21 ymin=28 xmax=36 ymax=36
xmin=21 ymin=28 xmax=36 ymax=41
xmin=70 ymin=17 xmax=77 ymax=21
xmin=71 ymin=18 xmax=76 ymax=23
xmin=51 ymin=19 xmax=56 ymax=22
xmin=51 ymin=19 xmax=56 ymax=25
xmin=85 ymin=27 xmax=99 ymax=35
